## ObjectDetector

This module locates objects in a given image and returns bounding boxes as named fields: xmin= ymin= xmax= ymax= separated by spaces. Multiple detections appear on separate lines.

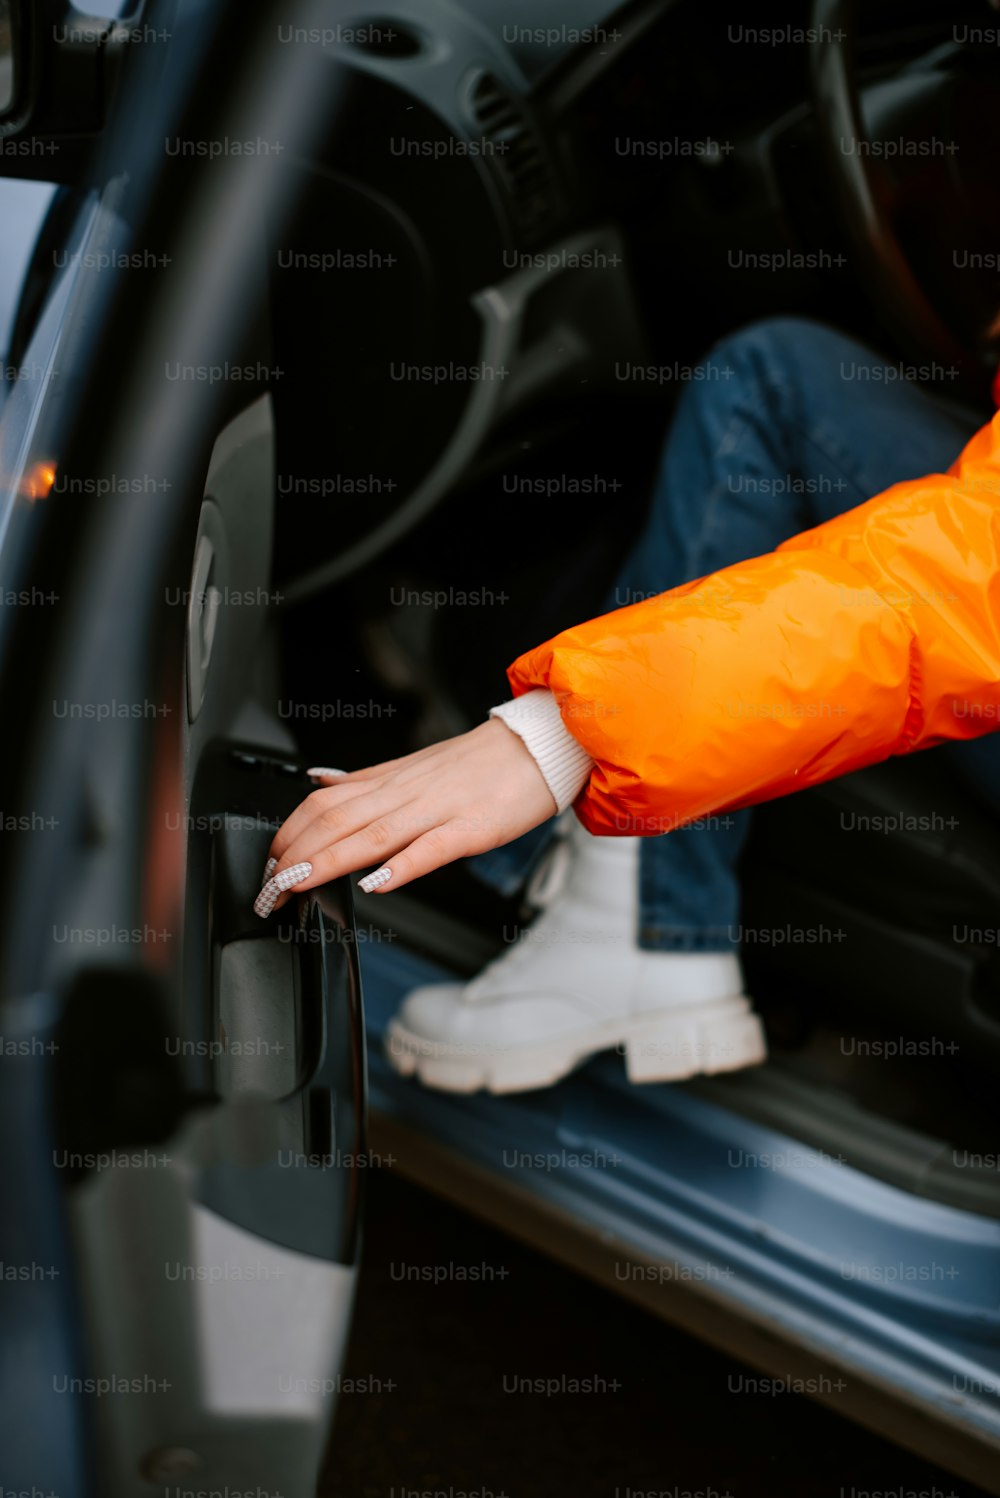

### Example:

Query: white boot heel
xmin=624 ymin=997 xmax=767 ymax=1084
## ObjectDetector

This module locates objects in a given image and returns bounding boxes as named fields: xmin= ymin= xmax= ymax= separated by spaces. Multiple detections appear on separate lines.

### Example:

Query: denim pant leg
xmin=629 ymin=316 xmax=986 ymax=949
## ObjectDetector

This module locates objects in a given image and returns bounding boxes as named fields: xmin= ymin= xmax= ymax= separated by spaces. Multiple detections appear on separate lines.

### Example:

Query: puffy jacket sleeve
xmin=506 ymin=410 xmax=1000 ymax=835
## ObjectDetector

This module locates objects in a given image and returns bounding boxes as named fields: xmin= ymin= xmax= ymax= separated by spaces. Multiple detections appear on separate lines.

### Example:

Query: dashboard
xmin=457 ymin=0 xmax=655 ymax=83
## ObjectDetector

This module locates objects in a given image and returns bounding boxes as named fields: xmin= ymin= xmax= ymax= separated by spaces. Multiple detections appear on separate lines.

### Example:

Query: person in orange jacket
xmin=259 ymin=318 xmax=1000 ymax=1093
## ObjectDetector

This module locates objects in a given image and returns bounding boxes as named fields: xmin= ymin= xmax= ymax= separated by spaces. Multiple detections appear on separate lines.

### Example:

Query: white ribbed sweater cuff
xmin=489 ymin=689 xmax=594 ymax=812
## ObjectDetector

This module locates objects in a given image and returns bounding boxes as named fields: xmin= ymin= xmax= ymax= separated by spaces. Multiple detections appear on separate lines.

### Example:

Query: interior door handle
xmin=182 ymin=742 xmax=367 ymax=1265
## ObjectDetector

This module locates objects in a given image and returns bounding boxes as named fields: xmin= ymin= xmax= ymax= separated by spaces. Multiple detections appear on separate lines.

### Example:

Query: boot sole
xmin=384 ymin=996 xmax=767 ymax=1095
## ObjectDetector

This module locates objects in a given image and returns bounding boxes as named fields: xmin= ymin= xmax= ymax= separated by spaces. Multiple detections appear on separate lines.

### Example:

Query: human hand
xmin=254 ymin=718 xmax=557 ymax=917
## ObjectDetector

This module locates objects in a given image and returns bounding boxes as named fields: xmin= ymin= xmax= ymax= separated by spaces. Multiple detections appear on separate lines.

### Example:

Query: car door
xmin=0 ymin=2 xmax=366 ymax=1493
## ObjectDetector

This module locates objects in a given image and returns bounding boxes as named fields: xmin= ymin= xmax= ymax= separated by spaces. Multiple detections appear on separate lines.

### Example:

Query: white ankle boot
xmin=386 ymin=817 xmax=767 ymax=1094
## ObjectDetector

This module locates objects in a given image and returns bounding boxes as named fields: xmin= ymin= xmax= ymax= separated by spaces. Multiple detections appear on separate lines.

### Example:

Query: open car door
xmin=0 ymin=2 xmax=367 ymax=1492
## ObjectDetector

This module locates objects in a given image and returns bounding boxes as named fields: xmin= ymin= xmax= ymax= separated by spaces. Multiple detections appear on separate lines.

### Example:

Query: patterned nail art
xmin=260 ymin=856 xmax=278 ymax=889
xmin=253 ymin=861 xmax=313 ymax=919
xmin=358 ymin=865 xmax=392 ymax=894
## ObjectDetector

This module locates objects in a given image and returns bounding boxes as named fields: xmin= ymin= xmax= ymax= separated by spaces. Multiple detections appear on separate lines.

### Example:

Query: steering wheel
xmin=811 ymin=0 xmax=1000 ymax=388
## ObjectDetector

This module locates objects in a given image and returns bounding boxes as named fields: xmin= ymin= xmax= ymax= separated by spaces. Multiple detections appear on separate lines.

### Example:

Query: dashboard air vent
xmin=467 ymin=71 xmax=555 ymax=234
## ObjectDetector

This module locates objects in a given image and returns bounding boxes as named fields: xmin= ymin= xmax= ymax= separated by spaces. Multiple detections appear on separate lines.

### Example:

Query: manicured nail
xmin=260 ymin=856 xmax=277 ymax=888
xmin=307 ymin=766 xmax=347 ymax=782
xmin=358 ymin=865 xmax=392 ymax=894
xmin=254 ymin=861 xmax=313 ymax=919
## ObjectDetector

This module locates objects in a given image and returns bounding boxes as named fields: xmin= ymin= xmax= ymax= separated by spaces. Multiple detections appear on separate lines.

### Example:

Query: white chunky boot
xmin=386 ymin=817 xmax=767 ymax=1094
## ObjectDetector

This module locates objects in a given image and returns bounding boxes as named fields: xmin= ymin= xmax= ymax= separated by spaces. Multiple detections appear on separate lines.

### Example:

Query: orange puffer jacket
xmin=506 ymin=409 xmax=1000 ymax=835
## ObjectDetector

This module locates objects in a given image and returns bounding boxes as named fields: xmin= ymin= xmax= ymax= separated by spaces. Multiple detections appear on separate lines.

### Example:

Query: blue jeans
xmin=475 ymin=317 xmax=1000 ymax=950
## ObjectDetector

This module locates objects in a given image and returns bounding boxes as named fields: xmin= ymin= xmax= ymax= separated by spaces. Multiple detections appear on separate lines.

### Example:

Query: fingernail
xmin=254 ymin=861 xmax=313 ymax=919
xmin=307 ymin=766 xmax=347 ymax=781
xmin=260 ymin=856 xmax=277 ymax=889
xmin=358 ymin=865 xmax=392 ymax=894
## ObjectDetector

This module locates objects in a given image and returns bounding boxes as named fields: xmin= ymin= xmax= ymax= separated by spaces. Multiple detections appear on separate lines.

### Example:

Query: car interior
xmin=3 ymin=0 xmax=1000 ymax=1491
xmin=265 ymin=0 xmax=1000 ymax=1221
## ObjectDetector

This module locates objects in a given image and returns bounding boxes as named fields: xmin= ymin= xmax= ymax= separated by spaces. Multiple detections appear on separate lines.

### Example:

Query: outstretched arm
xmin=508 ymin=410 xmax=1000 ymax=834
xmin=258 ymin=411 xmax=1000 ymax=908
